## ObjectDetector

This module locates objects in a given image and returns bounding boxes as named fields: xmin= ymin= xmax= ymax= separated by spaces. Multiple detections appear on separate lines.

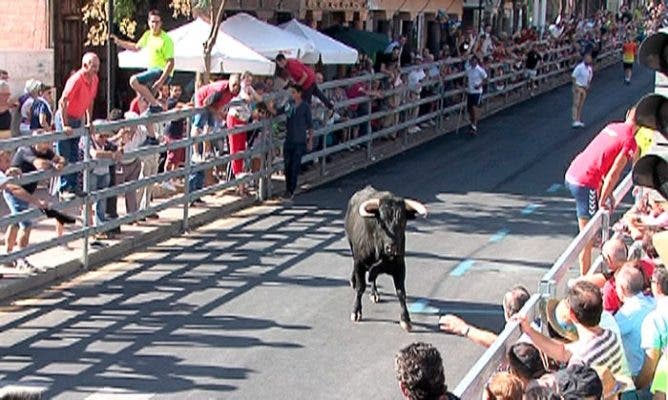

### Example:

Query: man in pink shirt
xmin=55 ymin=52 xmax=100 ymax=198
xmin=565 ymin=109 xmax=640 ymax=275
xmin=275 ymin=54 xmax=334 ymax=110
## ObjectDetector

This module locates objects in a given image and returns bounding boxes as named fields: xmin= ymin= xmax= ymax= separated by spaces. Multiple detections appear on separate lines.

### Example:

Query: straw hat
xmin=543 ymin=298 xmax=578 ymax=342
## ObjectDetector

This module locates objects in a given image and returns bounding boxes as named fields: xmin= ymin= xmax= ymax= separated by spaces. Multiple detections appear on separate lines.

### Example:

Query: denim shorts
xmin=565 ymin=179 xmax=598 ymax=218
xmin=192 ymin=110 xmax=216 ymax=130
xmin=2 ymin=190 xmax=32 ymax=228
xmin=134 ymin=68 xmax=171 ymax=87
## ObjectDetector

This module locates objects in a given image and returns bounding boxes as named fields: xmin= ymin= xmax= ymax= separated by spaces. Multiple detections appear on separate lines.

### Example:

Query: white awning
xmin=117 ymin=18 xmax=275 ymax=76
xmin=280 ymin=19 xmax=359 ymax=64
xmin=220 ymin=13 xmax=316 ymax=60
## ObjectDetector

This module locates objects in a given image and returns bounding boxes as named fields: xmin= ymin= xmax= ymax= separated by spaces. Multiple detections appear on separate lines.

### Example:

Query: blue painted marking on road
xmin=408 ymin=300 xmax=440 ymax=314
xmin=521 ymin=204 xmax=540 ymax=215
xmin=547 ymin=183 xmax=562 ymax=193
xmin=489 ymin=228 xmax=510 ymax=243
xmin=450 ymin=259 xmax=475 ymax=277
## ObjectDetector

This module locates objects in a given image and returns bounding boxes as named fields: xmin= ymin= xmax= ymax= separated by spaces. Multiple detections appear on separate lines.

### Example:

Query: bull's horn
xmin=358 ymin=199 xmax=380 ymax=217
xmin=404 ymin=199 xmax=427 ymax=216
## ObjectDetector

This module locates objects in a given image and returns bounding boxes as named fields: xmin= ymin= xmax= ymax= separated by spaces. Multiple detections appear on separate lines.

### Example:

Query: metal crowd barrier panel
xmin=453 ymin=172 xmax=634 ymax=398
xmin=0 ymin=40 xmax=620 ymax=273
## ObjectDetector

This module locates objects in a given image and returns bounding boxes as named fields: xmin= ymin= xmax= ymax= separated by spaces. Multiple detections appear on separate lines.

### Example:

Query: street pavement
xmin=0 ymin=64 xmax=654 ymax=399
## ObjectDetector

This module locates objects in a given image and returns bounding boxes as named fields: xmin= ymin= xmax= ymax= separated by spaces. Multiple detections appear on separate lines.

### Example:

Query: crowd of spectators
xmin=0 ymin=4 xmax=660 ymax=272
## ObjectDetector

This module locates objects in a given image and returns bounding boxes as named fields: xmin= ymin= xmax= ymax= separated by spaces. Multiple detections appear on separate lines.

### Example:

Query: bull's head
xmin=358 ymin=197 xmax=427 ymax=258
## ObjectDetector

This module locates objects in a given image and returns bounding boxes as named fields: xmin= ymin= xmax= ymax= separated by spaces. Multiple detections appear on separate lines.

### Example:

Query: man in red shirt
xmin=275 ymin=54 xmax=334 ymax=110
xmin=55 ymin=52 xmax=100 ymax=198
xmin=565 ymin=109 xmax=640 ymax=275
xmin=192 ymin=75 xmax=241 ymax=159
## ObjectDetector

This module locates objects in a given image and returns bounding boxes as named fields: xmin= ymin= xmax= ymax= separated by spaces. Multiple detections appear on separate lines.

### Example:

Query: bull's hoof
xmin=370 ymin=292 xmax=380 ymax=303
xmin=400 ymin=320 xmax=412 ymax=332
xmin=350 ymin=312 xmax=362 ymax=322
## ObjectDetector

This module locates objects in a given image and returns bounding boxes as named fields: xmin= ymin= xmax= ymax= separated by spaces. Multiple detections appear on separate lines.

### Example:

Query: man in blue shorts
xmin=111 ymin=9 xmax=174 ymax=113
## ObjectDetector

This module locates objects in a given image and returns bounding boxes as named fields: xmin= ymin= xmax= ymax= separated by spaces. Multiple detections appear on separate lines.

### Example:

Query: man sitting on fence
xmin=274 ymin=54 xmax=334 ymax=111
xmin=4 ymin=131 xmax=65 ymax=271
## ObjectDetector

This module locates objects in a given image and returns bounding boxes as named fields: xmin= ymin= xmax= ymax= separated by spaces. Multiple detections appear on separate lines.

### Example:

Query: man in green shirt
xmin=111 ymin=9 xmax=174 ymax=112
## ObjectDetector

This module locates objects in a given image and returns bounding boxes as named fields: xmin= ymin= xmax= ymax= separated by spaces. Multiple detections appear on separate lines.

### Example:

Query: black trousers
xmin=106 ymin=166 xmax=118 ymax=219
xmin=283 ymin=142 xmax=306 ymax=195
xmin=303 ymin=84 xmax=334 ymax=109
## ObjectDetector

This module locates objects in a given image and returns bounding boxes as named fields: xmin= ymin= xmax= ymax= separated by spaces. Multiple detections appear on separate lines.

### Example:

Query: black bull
xmin=344 ymin=186 xmax=427 ymax=331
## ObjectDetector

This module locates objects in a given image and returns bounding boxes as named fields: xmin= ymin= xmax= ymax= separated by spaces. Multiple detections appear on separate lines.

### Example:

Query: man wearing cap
xmin=111 ymin=10 xmax=174 ymax=113
xmin=565 ymin=109 xmax=640 ymax=275
xmin=56 ymin=52 xmax=100 ymax=199
xmin=514 ymin=281 xmax=635 ymax=391
xmin=274 ymin=54 xmax=334 ymax=110
xmin=635 ymin=240 xmax=668 ymax=391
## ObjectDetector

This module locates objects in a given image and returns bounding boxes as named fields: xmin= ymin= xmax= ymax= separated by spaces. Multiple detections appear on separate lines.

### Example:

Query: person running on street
xmin=465 ymin=55 xmax=487 ymax=135
xmin=571 ymin=53 xmax=593 ymax=128
xmin=622 ymin=35 xmax=638 ymax=84
xmin=111 ymin=9 xmax=174 ymax=113
xmin=565 ymin=108 xmax=640 ymax=275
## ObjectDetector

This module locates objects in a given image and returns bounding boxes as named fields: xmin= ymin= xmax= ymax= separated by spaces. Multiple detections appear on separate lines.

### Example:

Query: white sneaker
xmin=576 ymin=121 xmax=585 ymax=127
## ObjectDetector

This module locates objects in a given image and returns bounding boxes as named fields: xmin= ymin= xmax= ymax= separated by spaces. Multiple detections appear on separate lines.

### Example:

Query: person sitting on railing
xmin=4 ymin=130 xmax=65 ymax=271
xmin=0 ymin=149 xmax=48 ymax=269
xmin=439 ymin=285 xmax=531 ymax=348
xmin=394 ymin=342 xmax=461 ymax=400
xmin=512 ymin=281 xmax=636 ymax=392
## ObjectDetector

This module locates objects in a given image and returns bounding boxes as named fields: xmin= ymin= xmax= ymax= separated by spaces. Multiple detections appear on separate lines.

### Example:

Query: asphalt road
xmin=0 ymin=64 xmax=654 ymax=400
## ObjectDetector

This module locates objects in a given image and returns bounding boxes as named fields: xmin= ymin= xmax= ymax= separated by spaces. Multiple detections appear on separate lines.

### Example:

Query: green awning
xmin=322 ymin=26 xmax=390 ymax=63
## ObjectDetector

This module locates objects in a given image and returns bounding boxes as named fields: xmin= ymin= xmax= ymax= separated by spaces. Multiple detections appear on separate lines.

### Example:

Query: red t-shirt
xmin=62 ymin=69 xmax=99 ymax=120
xmin=285 ymin=59 xmax=315 ymax=89
xmin=602 ymin=258 xmax=655 ymax=314
xmin=195 ymin=80 xmax=235 ymax=111
xmin=129 ymin=97 xmax=141 ymax=115
xmin=566 ymin=122 xmax=637 ymax=189
xmin=346 ymin=82 xmax=366 ymax=112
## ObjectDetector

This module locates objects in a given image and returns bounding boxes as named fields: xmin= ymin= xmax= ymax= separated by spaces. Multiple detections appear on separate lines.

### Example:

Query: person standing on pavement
xmin=56 ymin=52 xmax=99 ymax=199
xmin=270 ymin=85 xmax=313 ymax=201
xmin=571 ymin=53 xmax=593 ymax=128
xmin=464 ymin=55 xmax=487 ymax=136
xmin=622 ymin=35 xmax=638 ymax=84
xmin=274 ymin=54 xmax=334 ymax=110
xmin=111 ymin=9 xmax=174 ymax=113
xmin=565 ymin=109 xmax=640 ymax=275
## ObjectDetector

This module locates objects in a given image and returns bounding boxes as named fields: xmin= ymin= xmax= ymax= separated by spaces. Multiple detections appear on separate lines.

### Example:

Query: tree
xmin=82 ymin=0 xmax=227 ymax=82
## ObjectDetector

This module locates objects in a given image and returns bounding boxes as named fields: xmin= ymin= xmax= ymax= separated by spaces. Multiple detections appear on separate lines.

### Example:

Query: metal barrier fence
xmin=0 ymin=41 xmax=620 ymax=273
xmin=453 ymin=172 xmax=634 ymax=398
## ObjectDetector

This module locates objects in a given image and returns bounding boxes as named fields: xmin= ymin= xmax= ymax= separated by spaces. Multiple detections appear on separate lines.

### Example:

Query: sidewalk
xmin=0 ymin=54 xmax=619 ymax=303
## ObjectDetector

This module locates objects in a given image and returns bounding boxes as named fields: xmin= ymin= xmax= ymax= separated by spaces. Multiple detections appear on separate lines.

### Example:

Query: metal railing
xmin=453 ymin=172 xmax=634 ymax=398
xmin=0 ymin=40 xmax=620 ymax=273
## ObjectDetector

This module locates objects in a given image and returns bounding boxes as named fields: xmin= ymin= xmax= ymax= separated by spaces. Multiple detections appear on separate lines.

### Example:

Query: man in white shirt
xmin=571 ymin=53 xmax=593 ymax=128
xmin=465 ymin=55 xmax=488 ymax=135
